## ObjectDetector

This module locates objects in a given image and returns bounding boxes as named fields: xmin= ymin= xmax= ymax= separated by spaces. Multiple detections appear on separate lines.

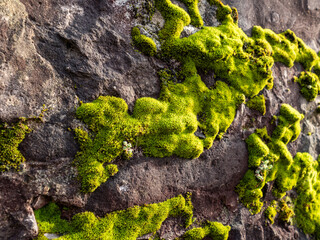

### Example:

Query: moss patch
xmin=132 ymin=27 xmax=157 ymax=56
xmin=75 ymin=74 xmax=244 ymax=192
xmin=264 ymin=200 xmax=277 ymax=224
xmin=182 ymin=221 xmax=230 ymax=240
xmin=75 ymin=0 xmax=320 ymax=192
xmin=246 ymin=95 xmax=266 ymax=115
xmin=294 ymin=71 xmax=320 ymax=101
xmin=236 ymin=104 xmax=304 ymax=214
xmin=236 ymin=104 xmax=320 ymax=236
xmin=35 ymin=194 xmax=195 ymax=239
xmin=0 ymin=120 xmax=31 ymax=172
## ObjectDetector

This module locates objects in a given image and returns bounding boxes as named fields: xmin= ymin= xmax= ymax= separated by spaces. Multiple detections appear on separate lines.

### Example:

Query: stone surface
xmin=0 ymin=0 xmax=320 ymax=239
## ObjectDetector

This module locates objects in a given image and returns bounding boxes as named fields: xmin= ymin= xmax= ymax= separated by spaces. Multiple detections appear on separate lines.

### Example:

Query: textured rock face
xmin=0 ymin=0 xmax=320 ymax=239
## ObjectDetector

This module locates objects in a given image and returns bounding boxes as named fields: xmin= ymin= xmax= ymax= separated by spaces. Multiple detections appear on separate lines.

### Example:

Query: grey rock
xmin=1 ymin=0 xmax=320 ymax=239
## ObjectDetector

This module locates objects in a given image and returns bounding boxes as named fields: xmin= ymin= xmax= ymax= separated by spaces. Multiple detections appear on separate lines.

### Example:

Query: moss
xmin=182 ymin=221 xmax=231 ymax=240
xmin=0 ymin=120 xmax=31 ymax=172
xmin=132 ymin=27 xmax=157 ymax=56
xmin=237 ymin=104 xmax=320 ymax=236
xmin=75 ymin=0 xmax=320 ymax=193
xmin=236 ymin=104 xmax=303 ymax=214
xmin=295 ymin=71 xmax=320 ymax=101
xmin=265 ymin=201 xmax=277 ymax=224
xmin=179 ymin=0 xmax=203 ymax=27
xmin=278 ymin=199 xmax=294 ymax=223
xmin=76 ymin=75 xmax=244 ymax=192
xmin=246 ymin=95 xmax=266 ymax=115
xmin=35 ymin=195 xmax=195 ymax=240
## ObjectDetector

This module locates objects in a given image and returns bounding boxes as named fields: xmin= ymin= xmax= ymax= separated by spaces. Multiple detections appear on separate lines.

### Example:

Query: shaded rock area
xmin=0 ymin=0 xmax=320 ymax=239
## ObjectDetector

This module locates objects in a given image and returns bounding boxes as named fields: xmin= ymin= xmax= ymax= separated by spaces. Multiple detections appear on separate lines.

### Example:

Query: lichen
xmin=35 ymin=194 xmax=195 ymax=240
xmin=0 ymin=120 xmax=31 ymax=172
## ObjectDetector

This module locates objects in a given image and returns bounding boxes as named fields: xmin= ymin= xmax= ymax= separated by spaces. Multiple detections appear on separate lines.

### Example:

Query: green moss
xmin=278 ymin=199 xmax=294 ymax=223
xmin=182 ymin=221 xmax=230 ymax=240
xmin=236 ymin=104 xmax=303 ymax=214
xmin=76 ymin=75 xmax=244 ymax=192
xmin=265 ymin=201 xmax=277 ymax=224
xmin=246 ymin=95 xmax=266 ymax=115
xmin=75 ymin=0 xmax=320 ymax=192
xmin=35 ymin=195 xmax=195 ymax=240
xmin=237 ymin=104 xmax=320 ymax=236
xmin=132 ymin=27 xmax=157 ymax=56
xmin=0 ymin=121 xmax=31 ymax=172
xmin=295 ymin=71 xmax=320 ymax=101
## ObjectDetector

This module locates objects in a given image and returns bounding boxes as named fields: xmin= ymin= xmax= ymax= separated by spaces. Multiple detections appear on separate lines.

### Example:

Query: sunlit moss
xmin=236 ymin=104 xmax=304 ymax=214
xmin=0 ymin=121 xmax=30 ymax=172
xmin=294 ymin=71 xmax=320 ymax=101
xmin=246 ymin=95 xmax=266 ymax=115
xmin=132 ymin=27 xmax=157 ymax=56
xmin=75 ymin=0 xmax=320 ymax=193
xmin=35 ymin=195 xmax=194 ymax=240
xmin=236 ymin=104 xmax=320 ymax=236
xmin=265 ymin=201 xmax=277 ymax=224
xmin=182 ymin=221 xmax=230 ymax=240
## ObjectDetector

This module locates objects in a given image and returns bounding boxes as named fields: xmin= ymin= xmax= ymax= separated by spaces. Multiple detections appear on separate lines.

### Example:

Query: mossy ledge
xmin=34 ymin=194 xmax=229 ymax=240
xmin=236 ymin=104 xmax=320 ymax=237
xmin=75 ymin=0 xmax=320 ymax=192
xmin=0 ymin=120 xmax=31 ymax=172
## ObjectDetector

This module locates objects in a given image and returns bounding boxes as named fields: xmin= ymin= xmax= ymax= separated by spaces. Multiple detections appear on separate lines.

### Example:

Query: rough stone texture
xmin=0 ymin=0 xmax=320 ymax=239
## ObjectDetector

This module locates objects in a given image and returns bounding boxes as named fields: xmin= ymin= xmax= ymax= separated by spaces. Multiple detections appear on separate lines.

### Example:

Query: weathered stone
xmin=0 ymin=0 xmax=320 ymax=239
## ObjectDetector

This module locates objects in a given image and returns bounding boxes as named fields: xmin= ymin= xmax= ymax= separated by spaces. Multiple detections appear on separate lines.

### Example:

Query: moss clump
xmin=265 ymin=201 xmax=277 ymax=224
xmin=294 ymin=71 xmax=320 ymax=101
xmin=74 ymin=96 xmax=143 ymax=192
xmin=178 ymin=0 xmax=203 ymax=27
xmin=76 ymin=75 xmax=244 ymax=192
xmin=246 ymin=95 xmax=266 ymax=115
xmin=76 ymin=0 xmax=320 ymax=192
xmin=278 ymin=199 xmax=294 ymax=223
xmin=35 ymin=195 xmax=194 ymax=240
xmin=236 ymin=104 xmax=304 ymax=214
xmin=0 ymin=121 xmax=31 ymax=172
xmin=182 ymin=221 xmax=231 ymax=240
xmin=236 ymin=104 xmax=320 ymax=236
xmin=132 ymin=27 xmax=157 ymax=56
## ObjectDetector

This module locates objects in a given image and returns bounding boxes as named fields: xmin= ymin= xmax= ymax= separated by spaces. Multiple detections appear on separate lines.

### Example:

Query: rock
xmin=0 ymin=0 xmax=320 ymax=239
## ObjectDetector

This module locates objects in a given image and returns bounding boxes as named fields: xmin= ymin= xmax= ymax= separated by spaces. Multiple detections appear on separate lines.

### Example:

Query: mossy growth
xmin=35 ymin=194 xmax=195 ymax=240
xmin=76 ymin=0 xmax=320 ymax=192
xmin=246 ymin=95 xmax=266 ymax=115
xmin=265 ymin=200 xmax=277 ymax=224
xmin=182 ymin=221 xmax=231 ymax=240
xmin=278 ymin=198 xmax=294 ymax=223
xmin=236 ymin=104 xmax=304 ymax=214
xmin=294 ymin=71 xmax=320 ymax=101
xmin=236 ymin=104 xmax=320 ymax=236
xmin=76 ymin=74 xmax=244 ymax=192
xmin=132 ymin=27 xmax=157 ymax=56
xmin=0 ymin=120 xmax=31 ymax=172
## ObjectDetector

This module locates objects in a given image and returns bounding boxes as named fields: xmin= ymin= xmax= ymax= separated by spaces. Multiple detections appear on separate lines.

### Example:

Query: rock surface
xmin=0 ymin=0 xmax=320 ymax=239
